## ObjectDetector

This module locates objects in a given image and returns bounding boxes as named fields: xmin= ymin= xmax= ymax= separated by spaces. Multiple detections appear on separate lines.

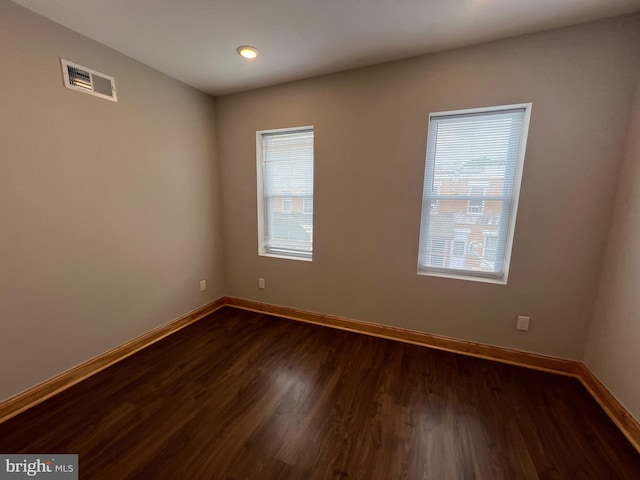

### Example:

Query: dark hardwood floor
xmin=1 ymin=307 xmax=638 ymax=479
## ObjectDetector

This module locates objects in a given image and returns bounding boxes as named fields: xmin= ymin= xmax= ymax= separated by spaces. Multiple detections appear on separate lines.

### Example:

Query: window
xmin=431 ymin=183 xmax=441 ymax=212
xmin=281 ymin=190 xmax=293 ymax=213
xmin=452 ymin=240 xmax=466 ymax=257
xmin=449 ymin=230 xmax=469 ymax=269
xmin=484 ymin=234 xmax=498 ymax=263
xmin=417 ymin=104 xmax=531 ymax=283
xmin=257 ymin=127 xmax=314 ymax=260
xmin=467 ymin=185 xmax=486 ymax=214
xmin=429 ymin=238 xmax=447 ymax=268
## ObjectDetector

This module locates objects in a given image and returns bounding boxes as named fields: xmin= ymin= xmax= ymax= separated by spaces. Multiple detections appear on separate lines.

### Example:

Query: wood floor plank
xmin=0 ymin=307 xmax=638 ymax=479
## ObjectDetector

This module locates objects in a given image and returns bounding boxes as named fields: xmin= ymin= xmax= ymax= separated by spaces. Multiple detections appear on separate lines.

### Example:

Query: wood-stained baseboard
xmin=0 ymin=297 xmax=226 ymax=424
xmin=225 ymin=297 xmax=583 ymax=377
xmin=578 ymin=364 xmax=640 ymax=452
xmin=226 ymin=297 xmax=640 ymax=454
xmin=2 ymin=295 xmax=638 ymax=455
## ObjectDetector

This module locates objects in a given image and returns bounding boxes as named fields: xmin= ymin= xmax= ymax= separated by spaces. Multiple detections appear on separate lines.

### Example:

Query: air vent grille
xmin=61 ymin=59 xmax=117 ymax=102
xmin=67 ymin=66 xmax=92 ymax=90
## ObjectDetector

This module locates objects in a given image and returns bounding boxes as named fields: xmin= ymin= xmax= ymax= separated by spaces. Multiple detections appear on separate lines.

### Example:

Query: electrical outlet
xmin=200 ymin=280 xmax=207 ymax=292
xmin=516 ymin=315 xmax=530 ymax=331
xmin=258 ymin=278 xmax=265 ymax=289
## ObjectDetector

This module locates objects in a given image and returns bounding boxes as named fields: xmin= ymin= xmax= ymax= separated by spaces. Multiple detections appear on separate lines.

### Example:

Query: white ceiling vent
xmin=60 ymin=59 xmax=117 ymax=102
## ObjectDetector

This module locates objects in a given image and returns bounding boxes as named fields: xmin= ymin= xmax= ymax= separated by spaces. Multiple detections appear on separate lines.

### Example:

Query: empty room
xmin=1 ymin=0 xmax=640 ymax=478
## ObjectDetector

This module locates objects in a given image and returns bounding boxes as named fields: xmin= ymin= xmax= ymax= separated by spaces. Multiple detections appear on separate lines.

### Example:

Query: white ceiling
xmin=11 ymin=0 xmax=640 ymax=96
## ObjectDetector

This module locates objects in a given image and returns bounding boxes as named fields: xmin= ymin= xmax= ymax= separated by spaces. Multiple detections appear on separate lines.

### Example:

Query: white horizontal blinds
xmin=418 ymin=107 xmax=526 ymax=278
xmin=262 ymin=129 xmax=314 ymax=257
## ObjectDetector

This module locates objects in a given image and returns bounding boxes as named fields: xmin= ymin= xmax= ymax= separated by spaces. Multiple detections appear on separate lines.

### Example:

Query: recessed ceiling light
xmin=237 ymin=45 xmax=259 ymax=60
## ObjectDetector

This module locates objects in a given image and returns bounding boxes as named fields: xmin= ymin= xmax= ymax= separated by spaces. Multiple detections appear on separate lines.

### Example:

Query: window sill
xmin=417 ymin=268 xmax=507 ymax=285
xmin=259 ymin=251 xmax=312 ymax=262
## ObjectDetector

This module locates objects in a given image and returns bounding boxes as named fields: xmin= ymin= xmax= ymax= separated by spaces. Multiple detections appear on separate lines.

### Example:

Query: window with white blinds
xmin=417 ymin=104 xmax=531 ymax=283
xmin=257 ymin=127 xmax=314 ymax=260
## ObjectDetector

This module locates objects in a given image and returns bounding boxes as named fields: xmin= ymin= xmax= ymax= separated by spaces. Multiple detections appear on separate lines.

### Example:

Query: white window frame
xmin=256 ymin=126 xmax=314 ymax=261
xmin=417 ymin=103 xmax=531 ymax=284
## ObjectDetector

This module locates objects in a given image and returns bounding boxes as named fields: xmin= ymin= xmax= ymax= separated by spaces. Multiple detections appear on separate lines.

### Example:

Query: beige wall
xmin=217 ymin=15 xmax=640 ymax=360
xmin=0 ymin=1 xmax=225 ymax=401
xmin=585 ymin=73 xmax=640 ymax=421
